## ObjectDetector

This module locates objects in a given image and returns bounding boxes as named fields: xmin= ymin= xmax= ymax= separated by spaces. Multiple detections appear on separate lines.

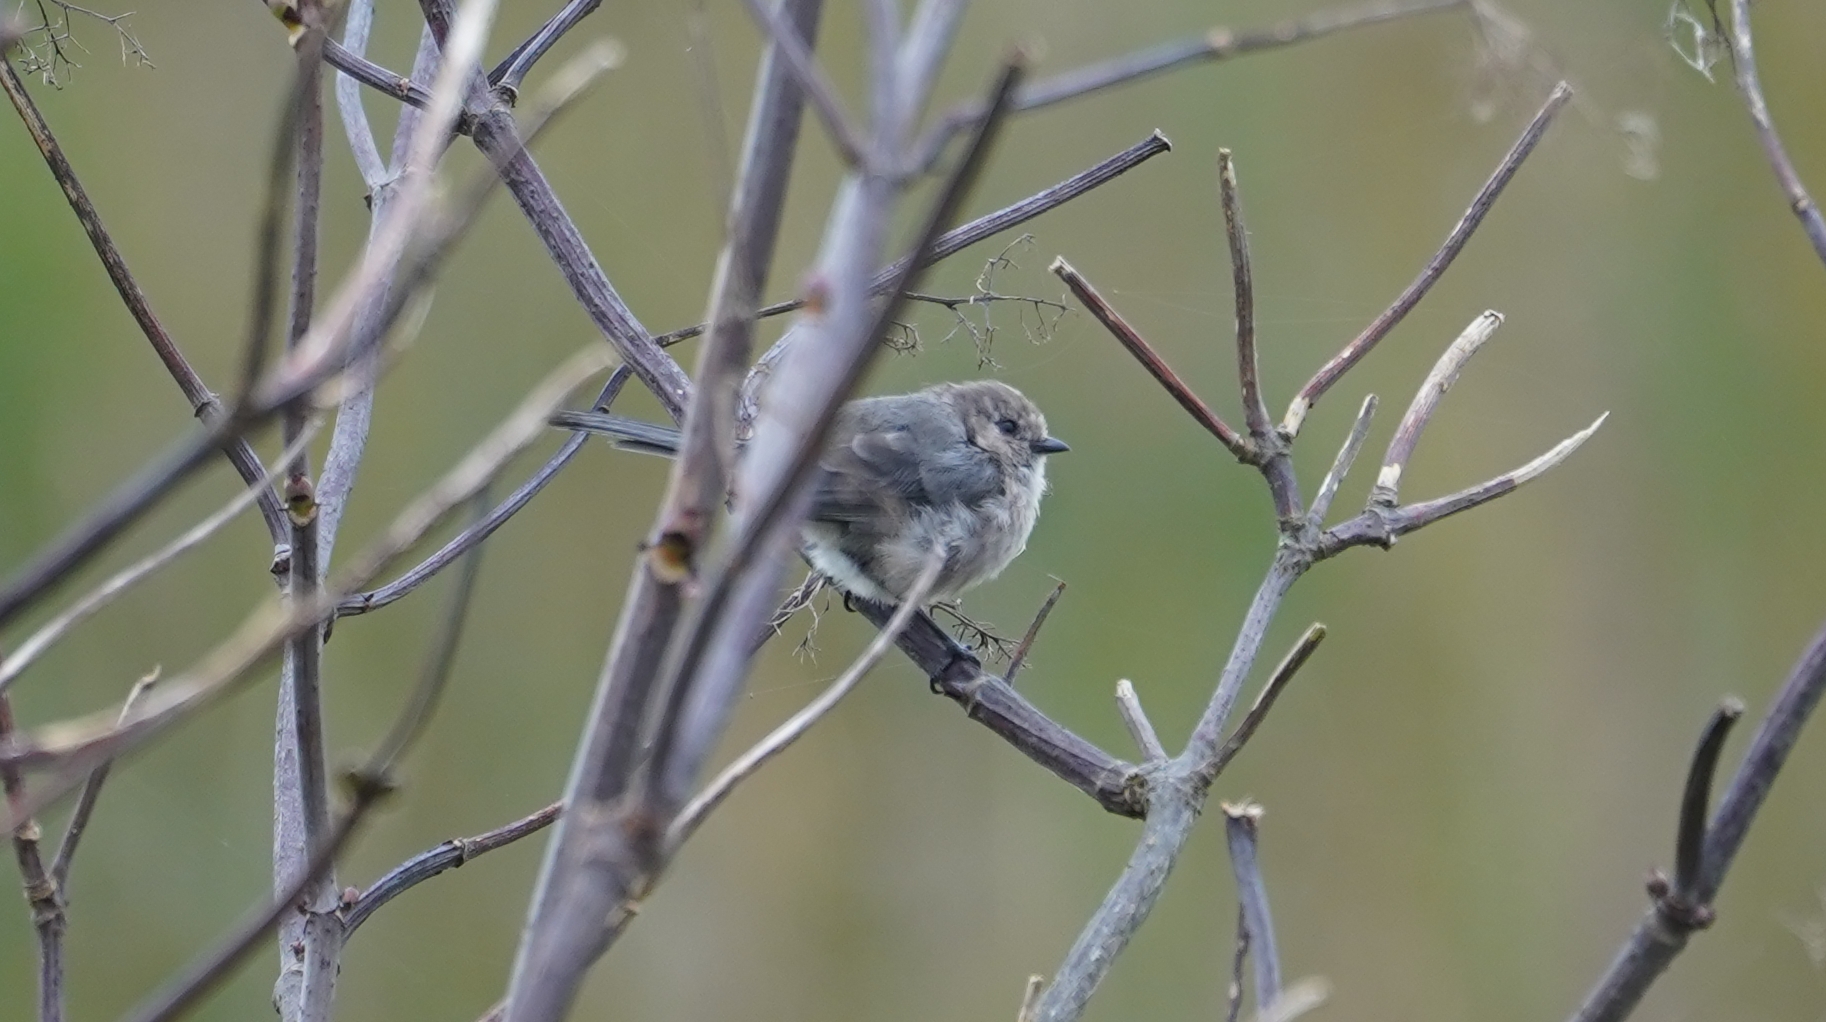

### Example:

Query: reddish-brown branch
xmin=1285 ymin=82 xmax=1571 ymax=435
xmin=1051 ymin=256 xmax=1250 ymax=459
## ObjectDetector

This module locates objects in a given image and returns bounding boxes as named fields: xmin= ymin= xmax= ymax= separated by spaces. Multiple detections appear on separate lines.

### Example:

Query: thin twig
xmin=657 ymin=131 xmax=1172 ymax=348
xmin=1308 ymin=395 xmax=1377 ymax=524
xmin=490 ymin=0 xmax=602 ymax=96
xmin=342 ymin=801 xmax=562 ymax=937
xmin=1018 ymin=975 xmax=1045 ymax=1022
xmin=119 ymin=792 xmax=376 ymax=1022
xmin=1206 ymin=624 xmax=1325 ymax=781
xmin=1370 ymin=310 xmax=1503 ymax=507
xmin=1673 ymin=698 xmax=1743 ymax=901
xmin=1114 ymin=680 xmax=1167 ymax=764
xmin=0 ymin=60 xmax=289 ymax=544
xmin=736 ymin=0 xmax=867 ymax=167
xmin=1285 ymin=82 xmax=1571 ymax=435
xmin=0 ymin=427 xmax=317 ymax=696
xmin=124 ymin=555 xmax=481 ymax=1022
xmin=1321 ymin=413 xmax=1608 ymax=555
xmin=323 ymin=37 xmax=438 ymax=115
xmin=1726 ymin=0 xmax=1826 ymax=267
xmin=0 ymin=1 xmax=598 ymax=641
xmin=338 ymin=366 xmax=631 ymax=618
xmin=907 ymin=0 xmax=1468 ymax=170
xmin=752 ymin=570 xmax=828 ymax=654
xmin=1 ymin=692 xmax=64 ymax=1022
xmin=669 ymin=547 xmax=945 ymax=850
xmin=0 ymin=346 xmax=617 ymax=823
xmin=1568 ymin=623 xmax=1826 ymax=1022
xmin=332 ymin=0 xmax=385 ymax=188
xmin=1051 ymin=256 xmax=1250 ymax=459
xmin=49 ymin=670 xmax=157 ymax=885
xmin=1223 ymin=802 xmax=1281 ymax=1010
xmin=1226 ymin=905 xmax=1249 ymax=1022
xmin=1218 ymin=150 xmax=1268 ymax=439
xmin=1004 ymin=579 xmax=1066 ymax=685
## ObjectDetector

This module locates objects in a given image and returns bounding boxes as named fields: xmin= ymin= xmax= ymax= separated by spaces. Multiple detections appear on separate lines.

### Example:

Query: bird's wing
xmin=811 ymin=426 xmax=931 ymax=524
xmin=811 ymin=415 xmax=1000 ymax=524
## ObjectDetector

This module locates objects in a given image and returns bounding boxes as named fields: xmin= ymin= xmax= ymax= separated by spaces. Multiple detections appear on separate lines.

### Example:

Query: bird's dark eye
xmin=996 ymin=418 xmax=1019 ymax=437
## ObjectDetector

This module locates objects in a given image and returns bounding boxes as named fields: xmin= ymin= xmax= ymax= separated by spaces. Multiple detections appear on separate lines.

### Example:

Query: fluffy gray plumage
xmin=551 ymin=380 xmax=1068 ymax=603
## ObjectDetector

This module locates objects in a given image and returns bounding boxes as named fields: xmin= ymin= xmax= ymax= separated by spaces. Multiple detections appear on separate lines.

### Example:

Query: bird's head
xmin=939 ymin=380 xmax=1069 ymax=470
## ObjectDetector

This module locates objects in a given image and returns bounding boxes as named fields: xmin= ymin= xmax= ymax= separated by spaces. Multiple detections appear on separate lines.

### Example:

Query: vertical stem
xmin=1 ymin=693 xmax=65 ymax=1022
xmin=274 ymin=16 xmax=339 ymax=1022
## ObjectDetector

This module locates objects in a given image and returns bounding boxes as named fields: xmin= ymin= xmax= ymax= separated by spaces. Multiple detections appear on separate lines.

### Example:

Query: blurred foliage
xmin=2 ymin=1 xmax=1825 ymax=1021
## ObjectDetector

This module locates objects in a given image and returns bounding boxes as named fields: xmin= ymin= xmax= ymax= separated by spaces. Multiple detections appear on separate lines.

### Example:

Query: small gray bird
xmin=552 ymin=380 xmax=1068 ymax=604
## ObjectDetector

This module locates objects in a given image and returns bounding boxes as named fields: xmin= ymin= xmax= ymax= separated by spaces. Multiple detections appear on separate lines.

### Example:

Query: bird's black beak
xmin=1030 ymin=436 xmax=1070 ymax=455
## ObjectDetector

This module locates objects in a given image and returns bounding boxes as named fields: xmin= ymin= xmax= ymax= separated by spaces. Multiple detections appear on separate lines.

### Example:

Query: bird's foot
xmin=930 ymin=602 xmax=1019 ymax=662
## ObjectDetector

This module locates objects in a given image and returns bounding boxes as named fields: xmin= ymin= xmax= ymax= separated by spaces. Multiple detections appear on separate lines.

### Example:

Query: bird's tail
xmin=550 ymin=410 xmax=683 ymax=457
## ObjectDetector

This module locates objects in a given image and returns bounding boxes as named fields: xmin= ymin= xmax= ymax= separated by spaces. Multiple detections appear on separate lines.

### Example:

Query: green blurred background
xmin=3 ymin=1 xmax=1825 ymax=1019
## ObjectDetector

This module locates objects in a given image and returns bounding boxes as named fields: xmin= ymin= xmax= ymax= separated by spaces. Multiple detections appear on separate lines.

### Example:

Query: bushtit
xmin=552 ymin=380 xmax=1068 ymax=604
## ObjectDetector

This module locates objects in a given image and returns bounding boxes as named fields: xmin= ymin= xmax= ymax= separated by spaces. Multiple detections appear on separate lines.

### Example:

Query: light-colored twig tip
xmin=1311 ymin=394 xmax=1377 ymax=524
xmin=1114 ymin=679 xmax=1168 ymax=763
xmin=1375 ymin=310 xmax=1504 ymax=505
xmin=1511 ymin=411 xmax=1608 ymax=488
xmin=1252 ymin=976 xmax=1332 ymax=1022
xmin=1017 ymin=974 xmax=1045 ymax=1022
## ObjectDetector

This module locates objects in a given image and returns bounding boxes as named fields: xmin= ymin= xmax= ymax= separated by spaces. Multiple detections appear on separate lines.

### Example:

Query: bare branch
xmin=1726 ymin=0 xmax=1826 ymax=268
xmin=1674 ymin=698 xmax=1743 ymax=901
xmin=48 ymin=670 xmax=157 ymax=886
xmin=737 ymin=0 xmax=867 ymax=167
xmin=1004 ymin=579 xmax=1066 ymax=685
xmin=852 ymin=600 xmax=1144 ymax=817
xmin=342 ymin=801 xmax=562 ymax=937
xmin=1309 ymin=394 xmax=1376 ymax=524
xmin=910 ymin=0 xmax=1468 ymax=169
xmin=0 ymin=60 xmax=288 ymax=544
xmin=0 ymin=427 xmax=316 ymax=697
xmin=659 ymin=131 xmax=1172 ymax=348
xmin=332 ymin=0 xmax=385 ymax=187
xmin=1285 ymin=82 xmax=1571 ymax=435
xmin=1114 ymin=680 xmax=1167 ymax=764
xmin=1 ymin=693 xmax=64 ymax=1022
xmin=319 ymin=28 xmax=448 ymax=564
xmin=669 ymin=547 xmax=945 ymax=850
xmin=1226 ymin=906 xmax=1249 ymax=1022
xmin=1206 ymin=624 xmax=1325 ymax=782
xmin=490 ymin=0 xmax=602 ymax=97
xmin=339 ymin=366 xmax=631 ymax=618
xmin=0 ymin=2 xmax=599 ymax=638
xmin=1017 ymin=975 xmax=1045 ymax=1022
xmin=1218 ymin=150 xmax=1269 ymax=438
xmin=1370 ymin=310 xmax=1503 ymax=508
xmin=893 ymin=0 xmax=968 ymax=130
xmin=118 ymin=796 xmax=375 ymax=1022
xmin=1051 ymin=256 xmax=1251 ymax=460
xmin=125 ymin=554 xmax=475 ymax=1022
xmin=1569 ymin=620 xmax=1826 ymax=1022
xmin=1698 ymin=625 xmax=1826 ymax=900
xmin=323 ymin=38 xmax=437 ymax=114
xmin=1223 ymin=802 xmax=1280 ymax=1011
xmin=1322 ymin=413 xmax=1607 ymax=554
xmin=0 ymin=346 xmax=617 ymax=822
